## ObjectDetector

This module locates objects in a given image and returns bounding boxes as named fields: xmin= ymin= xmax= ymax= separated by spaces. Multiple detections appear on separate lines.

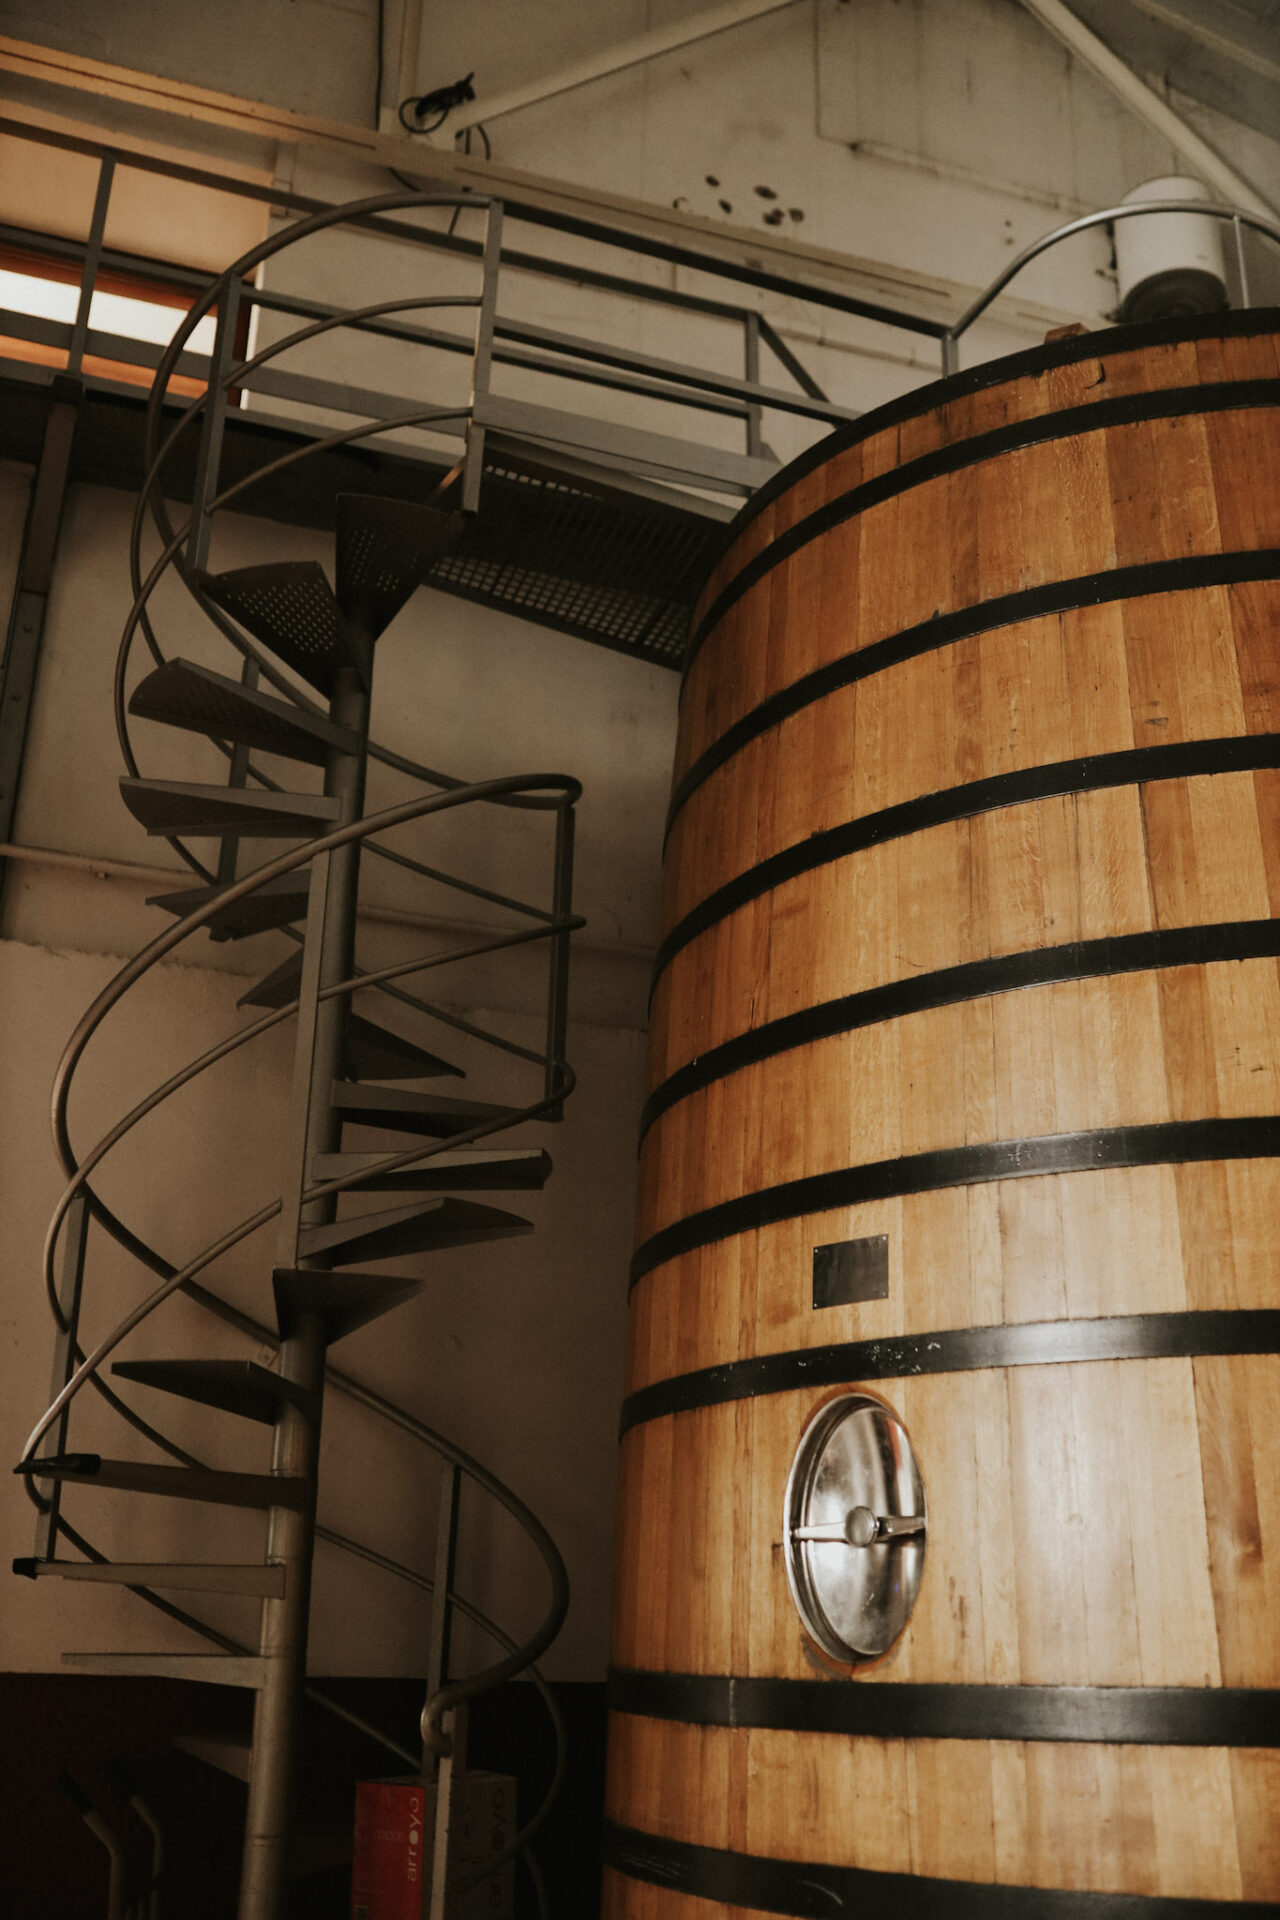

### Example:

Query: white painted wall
xmin=2 ymin=0 xmax=1278 ymax=1692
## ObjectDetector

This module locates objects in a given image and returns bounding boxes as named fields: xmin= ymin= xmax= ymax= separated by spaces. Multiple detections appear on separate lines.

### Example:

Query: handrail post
xmin=743 ymin=311 xmax=763 ymax=460
xmin=941 ymin=332 xmax=960 ymax=377
xmin=32 ymin=1193 xmax=90 ymax=1559
xmin=184 ymin=274 xmax=242 ymax=573
xmin=426 ymin=1705 xmax=468 ymax=1920
xmin=461 ymin=200 xmax=503 ymax=515
xmin=1233 ymin=214 xmax=1252 ymax=309
xmin=66 ymin=154 xmax=115 ymax=377
xmin=424 ymin=1459 xmax=461 ymax=1778
xmin=214 ymin=657 xmax=260 ymax=902
xmin=544 ymin=801 xmax=575 ymax=1116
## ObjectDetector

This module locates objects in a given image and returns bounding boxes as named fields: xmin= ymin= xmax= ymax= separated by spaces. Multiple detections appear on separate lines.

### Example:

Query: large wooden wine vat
xmin=605 ymin=314 xmax=1280 ymax=1915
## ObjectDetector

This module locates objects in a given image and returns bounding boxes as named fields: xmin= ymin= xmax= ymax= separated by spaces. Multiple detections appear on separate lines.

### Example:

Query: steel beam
xmin=1016 ymin=0 xmax=1277 ymax=220
xmin=446 ymin=0 xmax=805 ymax=133
xmin=0 ymin=375 xmax=79 ymax=918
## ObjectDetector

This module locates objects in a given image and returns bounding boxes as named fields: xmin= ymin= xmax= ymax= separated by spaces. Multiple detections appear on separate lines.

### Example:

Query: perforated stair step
xmin=14 ymin=1557 xmax=285 ymax=1597
xmin=312 ymin=1146 xmax=551 ymax=1192
xmin=147 ymin=872 xmax=310 ymax=940
xmin=331 ymin=1081 xmax=521 ymax=1138
xmin=128 ymin=657 xmax=358 ymax=765
xmin=111 ymin=1358 xmax=311 ymax=1426
xmin=19 ymin=1453 xmax=305 ymax=1510
xmin=297 ymin=1195 xmax=532 ymax=1266
xmin=195 ymin=561 xmax=358 ymax=695
xmin=120 ymin=778 xmax=339 ymax=840
xmin=272 ymin=1267 xmax=424 ymax=1343
xmin=335 ymin=493 xmax=462 ymax=638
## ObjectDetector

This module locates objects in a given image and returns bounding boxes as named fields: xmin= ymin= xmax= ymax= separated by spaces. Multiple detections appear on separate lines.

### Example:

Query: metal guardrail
xmin=1 ymin=119 xmax=1277 ymax=471
xmin=941 ymin=197 xmax=1280 ymax=373
xmin=6 ymin=152 xmax=614 ymax=1910
xmin=0 ymin=113 xmax=867 ymax=514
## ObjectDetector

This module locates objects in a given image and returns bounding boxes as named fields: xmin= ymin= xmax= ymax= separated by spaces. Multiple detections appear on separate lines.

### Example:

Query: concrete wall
xmin=1 ymin=0 xmax=1278 ymax=1694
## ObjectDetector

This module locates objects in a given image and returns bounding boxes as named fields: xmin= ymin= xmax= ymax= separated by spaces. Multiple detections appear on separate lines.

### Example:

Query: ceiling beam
xmin=1015 ymin=0 xmax=1277 ymax=219
xmin=0 ymin=33 xmax=966 ymax=326
xmin=444 ymin=0 xmax=805 ymax=135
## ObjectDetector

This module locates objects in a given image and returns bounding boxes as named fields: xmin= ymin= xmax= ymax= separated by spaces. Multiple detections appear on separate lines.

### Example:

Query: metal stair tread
xmin=63 ymin=1651 xmax=266 ymax=1688
xmin=21 ymin=1453 xmax=306 ymax=1510
xmin=272 ymin=1266 xmax=424 ymax=1343
xmin=297 ymin=1195 xmax=533 ymax=1263
xmin=147 ymin=872 xmax=310 ymax=940
xmin=312 ymin=1146 xmax=551 ymax=1191
xmin=335 ymin=493 xmax=462 ymax=640
xmin=330 ymin=1080 xmax=522 ymax=1138
xmin=14 ymin=1556 xmax=285 ymax=1597
xmin=238 ymin=948 xmax=304 ymax=1009
xmin=195 ymin=560 xmax=355 ymax=696
xmin=111 ymin=1357 xmax=311 ymax=1426
xmin=127 ymin=656 xmax=358 ymax=765
xmin=342 ymin=1013 xmax=463 ymax=1082
xmin=119 ymin=777 xmax=340 ymax=839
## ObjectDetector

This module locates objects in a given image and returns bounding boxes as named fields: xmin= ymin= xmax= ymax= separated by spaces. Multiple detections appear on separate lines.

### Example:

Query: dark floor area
xmin=1 ymin=1671 xmax=606 ymax=1918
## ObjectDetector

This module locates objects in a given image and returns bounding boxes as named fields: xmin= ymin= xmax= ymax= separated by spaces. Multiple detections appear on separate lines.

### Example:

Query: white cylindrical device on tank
xmin=1115 ymin=175 xmax=1228 ymax=323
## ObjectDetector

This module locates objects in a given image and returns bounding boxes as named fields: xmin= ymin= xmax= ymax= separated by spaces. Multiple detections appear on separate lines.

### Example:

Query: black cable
xmin=398 ymin=71 xmax=476 ymax=134
xmin=387 ymin=89 xmax=490 ymax=228
xmin=399 ymin=97 xmax=450 ymax=136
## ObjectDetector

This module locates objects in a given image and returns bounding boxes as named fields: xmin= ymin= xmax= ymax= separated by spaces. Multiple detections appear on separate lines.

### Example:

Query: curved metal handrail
xmin=21 ymin=772 xmax=580 ymax=1461
xmin=20 ymin=777 xmax=579 ymax=1903
xmin=20 ymin=181 xmax=589 ymax=1907
xmin=944 ymin=197 xmax=1280 ymax=371
xmin=132 ymin=185 xmax=564 ymax=825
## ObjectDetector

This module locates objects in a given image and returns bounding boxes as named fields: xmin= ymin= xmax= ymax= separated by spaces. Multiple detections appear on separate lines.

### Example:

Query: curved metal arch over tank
xmin=606 ymin=308 xmax=1280 ymax=1914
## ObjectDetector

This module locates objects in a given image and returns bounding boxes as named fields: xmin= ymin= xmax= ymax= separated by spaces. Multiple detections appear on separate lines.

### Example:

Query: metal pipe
xmin=59 ymin=1772 xmax=127 ymax=1920
xmin=108 ymin=1765 xmax=164 ymax=1920
xmin=242 ymin=673 xmax=370 ymax=1917
xmin=462 ymin=200 xmax=503 ymax=513
xmin=1233 ymin=214 xmax=1252 ymax=308
xmin=32 ymin=1195 xmax=89 ymax=1558
xmin=237 ymin=1309 xmax=326 ymax=1920
xmin=543 ymin=804 xmax=575 ymax=1113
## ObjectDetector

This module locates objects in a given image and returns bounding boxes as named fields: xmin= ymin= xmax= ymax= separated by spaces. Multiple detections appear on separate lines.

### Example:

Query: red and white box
xmin=351 ymin=1772 xmax=515 ymax=1920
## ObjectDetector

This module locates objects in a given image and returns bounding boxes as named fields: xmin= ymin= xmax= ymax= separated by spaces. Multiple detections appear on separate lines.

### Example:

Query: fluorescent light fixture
xmin=0 ymin=266 xmax=217 ymax=354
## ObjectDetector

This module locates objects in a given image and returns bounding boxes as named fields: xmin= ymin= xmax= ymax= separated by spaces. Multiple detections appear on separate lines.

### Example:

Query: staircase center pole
xmin=238 ymin=660 xmax=370 ymax=1920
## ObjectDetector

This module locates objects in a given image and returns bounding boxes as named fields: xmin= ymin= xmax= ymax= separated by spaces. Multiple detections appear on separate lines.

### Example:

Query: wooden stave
xmin=609 ymin=1360 xmax=1280 ymax=1687
xmin=606 ymin=1347 xmax=1280 ymax=1903
xmin=688 ymin=312 xmax=1280 ymax=651
xmin=661 ymin=568 xmax=1280 ymax=953
xmin=610 ymin=327 xmax=1280 ymax=1914
xmin=678 ymin=321 xmax=1280 ymax=795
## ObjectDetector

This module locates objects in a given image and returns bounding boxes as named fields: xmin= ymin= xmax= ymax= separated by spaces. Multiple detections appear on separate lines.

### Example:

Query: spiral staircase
xmin=11 ymin=190 xmax=585 ymax=1920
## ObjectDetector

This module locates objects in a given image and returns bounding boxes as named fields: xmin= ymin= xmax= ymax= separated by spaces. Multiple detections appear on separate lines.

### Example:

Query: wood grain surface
xmin=609 ymin=325 xmax=1280 ymax=1913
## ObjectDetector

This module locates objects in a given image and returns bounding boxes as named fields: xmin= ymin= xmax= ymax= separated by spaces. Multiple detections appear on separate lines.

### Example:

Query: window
xmin=0 ymin=237 xmax=234 ymax=398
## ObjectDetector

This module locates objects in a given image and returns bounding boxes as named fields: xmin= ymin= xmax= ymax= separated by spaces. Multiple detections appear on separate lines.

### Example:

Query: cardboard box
xmin=351 ymin=1772 xmax=515 ymax=1920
